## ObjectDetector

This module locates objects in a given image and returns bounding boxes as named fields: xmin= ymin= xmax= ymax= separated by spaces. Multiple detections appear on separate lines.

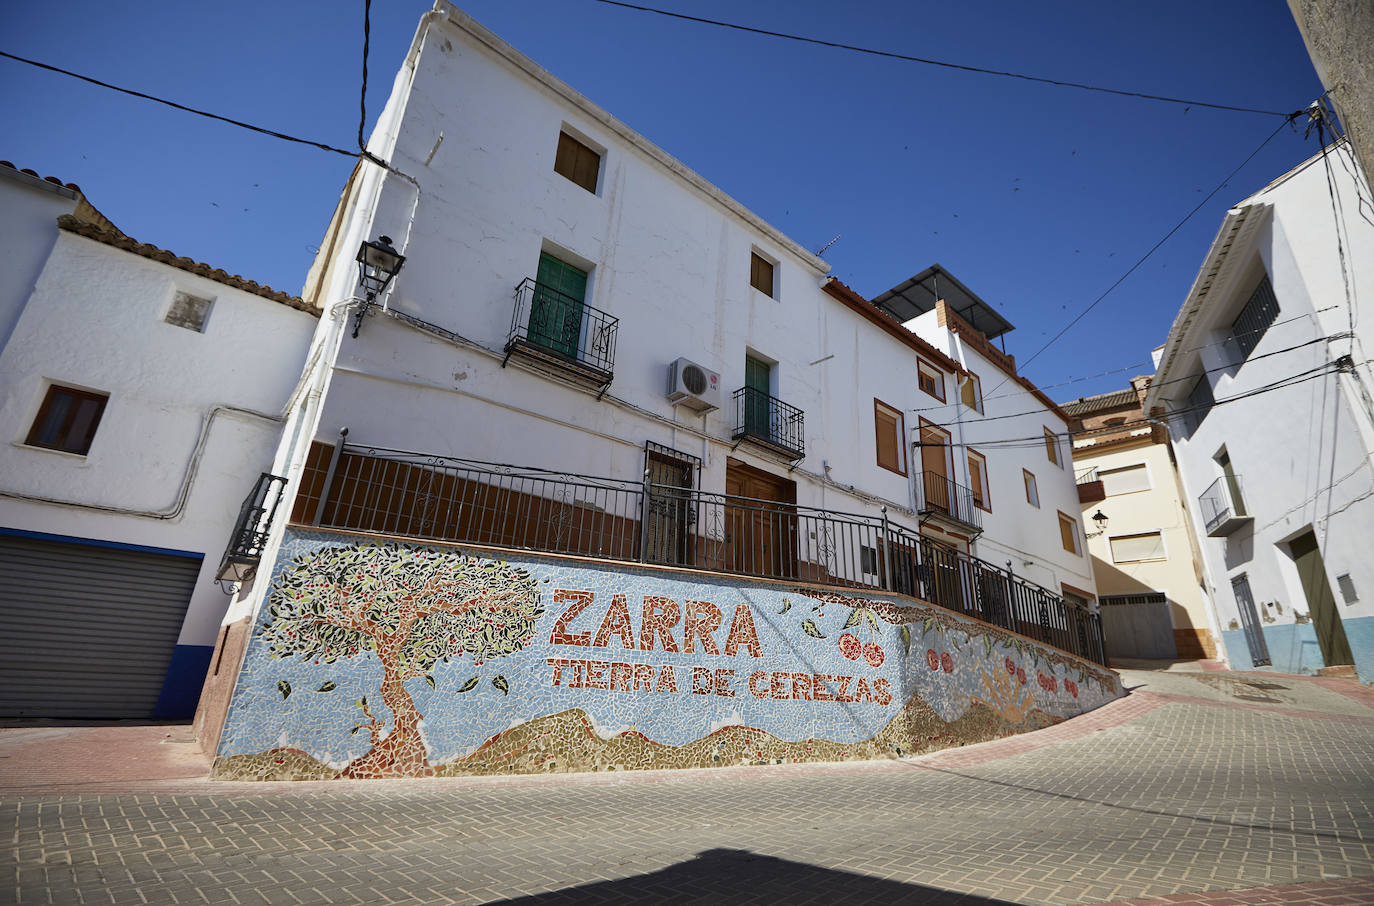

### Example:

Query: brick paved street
xmin=4 ymin=664 xmax=1373 ymax=905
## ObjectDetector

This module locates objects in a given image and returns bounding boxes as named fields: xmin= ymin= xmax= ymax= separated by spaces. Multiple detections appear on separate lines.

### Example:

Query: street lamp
xmin=1086 ymin=509 xmax=1109 ymax=538
xmin=351 ymin=235 xmax=406 ymax=338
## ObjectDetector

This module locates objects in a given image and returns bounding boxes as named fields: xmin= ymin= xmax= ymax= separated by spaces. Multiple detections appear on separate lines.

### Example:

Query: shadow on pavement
xmin=483 ymin=847 xmax=1013 ymax=904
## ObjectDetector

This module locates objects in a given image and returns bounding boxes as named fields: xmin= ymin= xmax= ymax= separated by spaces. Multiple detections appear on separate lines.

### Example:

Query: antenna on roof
xmin=814 ymin=234 xmax=841 ymax=257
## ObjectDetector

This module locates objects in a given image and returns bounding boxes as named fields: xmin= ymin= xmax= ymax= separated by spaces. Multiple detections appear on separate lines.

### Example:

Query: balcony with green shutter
xmin=504 ymin=264 xmax=618 ymax=394
xmin=730 ymin=386 xmax=805 ymax=460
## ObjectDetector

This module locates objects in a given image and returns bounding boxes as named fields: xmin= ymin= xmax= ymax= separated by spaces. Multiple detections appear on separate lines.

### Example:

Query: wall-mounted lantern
xmin=351 ymin=235 xmax=406 ymax=338
xmin=1086 ymin=509 xmax=1109 ymax=538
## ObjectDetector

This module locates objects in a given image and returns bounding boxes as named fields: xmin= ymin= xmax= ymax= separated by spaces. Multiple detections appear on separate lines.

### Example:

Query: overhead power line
xmin=1010 ymin=114 xmax=1300 ymax=377
xmin=590 ymin=0 xmax=1295 ymax=117
xmin=910 ymin=308 xmax=1338 ymax=414
xmin=0 ymin=49 xmax=358 ymax=158
xmin=966 ymin=362 xmax=1346 ymax=451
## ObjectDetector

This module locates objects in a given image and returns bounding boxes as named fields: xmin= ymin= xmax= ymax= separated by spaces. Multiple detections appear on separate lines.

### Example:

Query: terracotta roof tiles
xmin=57 ymin=215 xmax=316 ymax=315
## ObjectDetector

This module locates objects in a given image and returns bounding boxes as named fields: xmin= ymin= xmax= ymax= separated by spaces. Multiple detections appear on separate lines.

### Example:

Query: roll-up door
xmin=0 ymin=533 xmax=202 ymax=718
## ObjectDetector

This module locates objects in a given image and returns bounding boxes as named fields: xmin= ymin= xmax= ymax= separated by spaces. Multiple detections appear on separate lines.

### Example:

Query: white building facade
xmin=0 ymin=164 xmax=318 ymax=719
xmin=1065 ymin=382 xmax=1219 ymax=661
xmin=201 ymin=2 xmax=1104 ymax=744
xmin=1145 ymin=141 xmax=1374 ymax=679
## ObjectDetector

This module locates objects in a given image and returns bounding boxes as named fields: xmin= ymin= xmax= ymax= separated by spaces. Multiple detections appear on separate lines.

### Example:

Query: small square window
xmin=1023 ymin=469 xmax=1039 ymax=508
xmin=750 ymin=252 xmax=775 ymax=298
xmin=1058 ymin=511 xmax=1081 ymax=556
xmin=165 ymin=291 xmax=213 ymax=332
xmin=917 ymin=358 xmax=944 ymax=402
xmin=861 ymin=545 xmax=879 ymax=575
xmin=25 ymin=384 xmax=109 ymax=455
xmin=554 ymin=130 xmax=601 ymax=193
xmin=1044 ymin=428 xmax=1061 ymax=467
xmin=961 ymin=372 xmax=983 ymax=413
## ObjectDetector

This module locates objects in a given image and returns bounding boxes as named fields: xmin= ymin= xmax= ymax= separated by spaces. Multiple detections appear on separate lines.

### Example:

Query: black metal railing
xmin=731 ymin=386 xmax=805 ymax=459
xmin=217 ymin=472 xmax=288 ymax=583
xmin=299 ymin=442 xmax=1106 ymax=664
xmin=1199 ymin=474 xmax=1249 ymax=536
xmin=506 ymin=278 xmax=619 ymax=381
xmin=917 ymin=471 xmax=983 ymax=532
xmin=1075 ymin=466 xmax=1099 ymax=485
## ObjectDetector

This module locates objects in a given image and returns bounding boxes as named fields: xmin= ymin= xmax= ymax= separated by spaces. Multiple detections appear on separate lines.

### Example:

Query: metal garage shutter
xmin=0 ymin=533 xmax=203 ymax=718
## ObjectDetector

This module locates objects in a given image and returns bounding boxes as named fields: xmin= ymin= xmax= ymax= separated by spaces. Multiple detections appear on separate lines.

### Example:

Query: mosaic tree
xmin=260 ymin=543 xmax=543 ymax=778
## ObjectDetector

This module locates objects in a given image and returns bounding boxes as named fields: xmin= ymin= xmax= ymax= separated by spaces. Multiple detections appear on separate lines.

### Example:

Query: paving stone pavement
xmin=3 ymin=665 xmax=1372 ymax=905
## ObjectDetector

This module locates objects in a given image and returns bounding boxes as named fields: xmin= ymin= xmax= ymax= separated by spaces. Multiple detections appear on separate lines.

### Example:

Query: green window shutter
xmin=745 ymin=356 xmax=770 ymax=395
xmin=537 ymin=253 xmax=587 ymax=302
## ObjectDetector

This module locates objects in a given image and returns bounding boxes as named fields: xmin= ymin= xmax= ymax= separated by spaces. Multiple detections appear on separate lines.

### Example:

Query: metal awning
xmin=872 ymin=264 xmax=1015 ymax=340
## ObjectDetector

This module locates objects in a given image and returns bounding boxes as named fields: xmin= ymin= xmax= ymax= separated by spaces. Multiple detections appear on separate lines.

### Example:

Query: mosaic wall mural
xmin=214 ymin=529 xmax=1123 ymax=780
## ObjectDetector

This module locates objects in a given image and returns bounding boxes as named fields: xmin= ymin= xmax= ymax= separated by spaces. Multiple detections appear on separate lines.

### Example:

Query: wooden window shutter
xmin=875 ymin=403 xmax=901 ymax=473
xmin=968 ymin=454 xmax=984 ymax=505
xmin=555 ymin=132 xmax=600 ymax=193
xmin=1045 ymin=428 xmax=1059 ymax=466
xmin=750 ymin=253 xmax=774 ymax=297
xmin=1059 ymin=514 xmax=1078 ymax=554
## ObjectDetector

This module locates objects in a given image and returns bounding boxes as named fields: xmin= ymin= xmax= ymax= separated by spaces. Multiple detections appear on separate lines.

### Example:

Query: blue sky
xmin=3 ymin=1 xmax=1326 ymax=402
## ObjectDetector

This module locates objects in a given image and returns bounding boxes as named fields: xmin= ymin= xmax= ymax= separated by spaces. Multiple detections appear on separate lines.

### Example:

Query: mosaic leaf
xmin=425 ymin=675 xmax=436 ymax=690
xmin=456 ymin=676 xmax=479 ymax=693
xmin=900 ymin=625 xmax=911 ymax=656
xmin=863 ymin=609 xmax=881 ymax=632
xmin=277 ymin=680 xmax=291 ymax=700
xmin=492 ymin=675 xmax=510 ymax=696
xmin=316 ymin=681 xmax=337 ymax=693
xmin=843 ymin=609 xmax=862 ymax=629
xmin=777 ymin=599 xmax=791 ymax=615
xmin=801 ymin=619 xmax=826 ymax=639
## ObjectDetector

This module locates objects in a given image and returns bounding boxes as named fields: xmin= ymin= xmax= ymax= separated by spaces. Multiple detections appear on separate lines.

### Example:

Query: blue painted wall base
xmin=1223 ymin=615 xmax=1374 ymax=681
xmin=154 ymin=644 xmax=214 ymax=719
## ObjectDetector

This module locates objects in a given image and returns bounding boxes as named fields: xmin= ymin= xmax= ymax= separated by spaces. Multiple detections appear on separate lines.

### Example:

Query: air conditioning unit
xmin=667 ymin=357 xmax=721 ymax=412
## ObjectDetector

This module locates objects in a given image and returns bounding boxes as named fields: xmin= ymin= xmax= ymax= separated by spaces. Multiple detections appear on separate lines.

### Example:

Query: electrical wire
xmin=589 ymin=0 xmax=1294 ymax=117
xmin=0 ymin=50 xmax=358 ymax=158
xmin=359 ymin=0 xmax=373 ymax=153
xmin=913 ymin=334 xmax=1342 ymax=425
xmin=965 ymin=362 xmax=1347 ymax=450
xmin=1010 ymin=114 xmax=1300 ymax=378
xmin=910 ymin=308 xmax=1338 ymax=414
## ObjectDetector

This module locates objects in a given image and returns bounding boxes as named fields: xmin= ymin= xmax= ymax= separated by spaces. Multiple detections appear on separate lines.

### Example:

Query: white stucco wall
xmin=294 ymin=3 xmax=1090 ymax=621
xmin=0 ymin=169 xmax=79 ymax=351
xmin=0 ymin=232 xmax=317 ymax=648
xmin=1153 ymin=144 xmax=1374 ymax=674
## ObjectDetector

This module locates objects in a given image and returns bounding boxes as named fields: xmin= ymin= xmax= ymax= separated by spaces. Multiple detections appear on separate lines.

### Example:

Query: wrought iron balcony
xmin=504 ymin=278 xmax=618 ymax=392
xmin=916 ymin=471 xmax=984 ymax=535
xmin=731 ymin=386 xmax=805 ymax=460
xmin=1199 ymin=474 xmax=1252 ymax=536
xmin=292 ymin=439 xmax=1107 ymax=666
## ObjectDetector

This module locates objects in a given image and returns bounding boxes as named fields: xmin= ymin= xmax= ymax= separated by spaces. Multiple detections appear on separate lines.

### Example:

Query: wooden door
xmin=919 ymin=423 xmax=951 ymax=513
xmin=725 ymin=459 xmax=796 ymax=579
xmin=1290 ymin=532 xmax=1353 ymax=666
